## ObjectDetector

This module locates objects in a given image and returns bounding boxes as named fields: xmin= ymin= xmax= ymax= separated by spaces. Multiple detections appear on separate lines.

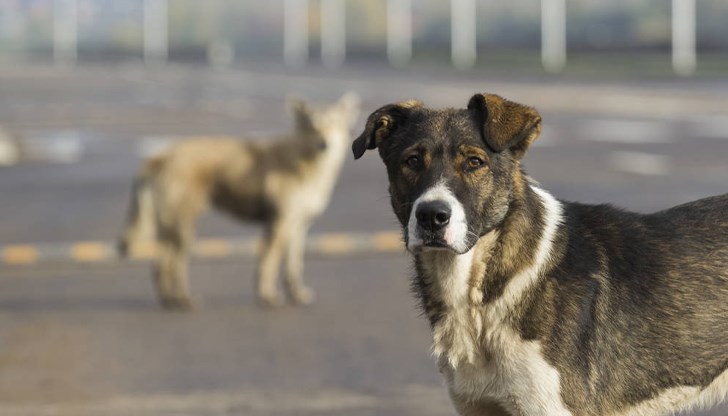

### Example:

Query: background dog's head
xmin=352 ymin=93 xmax=541 ymax=254
xmin=289 ymin=93 xmax=361 ymax=147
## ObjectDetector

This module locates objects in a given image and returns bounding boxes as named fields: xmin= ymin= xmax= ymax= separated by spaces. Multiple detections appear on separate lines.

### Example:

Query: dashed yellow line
xmin=71 ymin=242 xmax=110 ymax=262
xmin=372 ymin=231 xmax=403 ymax=251
xmin=193 ymin=239 xmax=233 ymax=258
xmin=313 ymin=233 xmax=357 ymax=254
xmin=2 ymin=245 xmax=38 ymax=265
xmin=0 ymin=231 xmax=404 ymax=267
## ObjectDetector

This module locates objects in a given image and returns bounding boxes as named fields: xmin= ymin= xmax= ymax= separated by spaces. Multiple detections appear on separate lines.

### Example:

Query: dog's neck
xmin=413 ymin=179 xmax=564 ymax=370
xmin=483 ymin=178 xmax=558 ymax=303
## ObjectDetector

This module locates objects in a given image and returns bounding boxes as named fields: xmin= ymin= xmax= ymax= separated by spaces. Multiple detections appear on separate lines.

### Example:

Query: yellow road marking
xmin=194 ymin=239 xmax=232 ymax=258
xmin=1 ymin=231 xmax=404 ymax=266
xmin=71 ymin=242 xmax=109 ymax=262
xmin=2 ymin=245 xmax=38 ymax=265
xmin=314 ymin=234 xmax=356 ymax=254
xmin=372 ymin=231 xmax=403 ymax=252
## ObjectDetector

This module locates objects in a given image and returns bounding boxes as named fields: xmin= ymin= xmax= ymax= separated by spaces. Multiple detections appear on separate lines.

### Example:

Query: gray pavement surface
xmin=0 ymin=64 xmax=726 ymax=415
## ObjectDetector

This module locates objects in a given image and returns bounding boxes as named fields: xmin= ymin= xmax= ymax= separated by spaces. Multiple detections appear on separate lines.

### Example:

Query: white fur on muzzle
xmin=407 ymin=182 xmax=469 ymax=254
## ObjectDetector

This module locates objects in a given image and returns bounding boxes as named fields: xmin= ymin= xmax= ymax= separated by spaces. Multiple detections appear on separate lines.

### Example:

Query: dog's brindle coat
xmin=353 ymin=94 xmax=728 ymax=415
xmin=120 ymin=94 xmax=359 ymax=310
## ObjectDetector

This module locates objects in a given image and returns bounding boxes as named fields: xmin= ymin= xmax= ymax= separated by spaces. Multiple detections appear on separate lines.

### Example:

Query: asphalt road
xmin=0 ymin=64 xmax=726 ymax=415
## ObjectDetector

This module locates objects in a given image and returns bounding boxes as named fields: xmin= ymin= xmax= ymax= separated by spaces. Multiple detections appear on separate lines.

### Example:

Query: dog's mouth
xmin=407 ymin=230 xmax=462 ymax=253
xmin=405 ymin=187 xmax=472 ymax=255
xmin=424 ymin=240 xmax=449 ymax=248
xmin=421 ymin=238 xmax=450 ymax=250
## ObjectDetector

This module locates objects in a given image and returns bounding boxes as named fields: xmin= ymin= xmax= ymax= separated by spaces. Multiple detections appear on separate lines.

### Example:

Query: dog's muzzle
xmin=413 ymin=201 xmax=452 ymax=249
xmin=407 ymin=184 xmax=469 ymax=253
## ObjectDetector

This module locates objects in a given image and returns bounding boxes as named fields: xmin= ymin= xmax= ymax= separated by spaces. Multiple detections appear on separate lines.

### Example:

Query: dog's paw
xmin=258 ymin=292 xmax=286 ymax=308
xmin=290 ymin=286 xmax=316 ymax=306
xmin=161 ymin=296 xmax=196 ymax=312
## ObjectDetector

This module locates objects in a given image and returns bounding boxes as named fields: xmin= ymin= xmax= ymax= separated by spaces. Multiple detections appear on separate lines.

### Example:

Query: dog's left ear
xmin=288 ymin=97 xmax=315 ymax=131
xmin=352 ymin=100 xmax=423 ymax=160
xmin=467 ymin=93 xmax=542 ymax=159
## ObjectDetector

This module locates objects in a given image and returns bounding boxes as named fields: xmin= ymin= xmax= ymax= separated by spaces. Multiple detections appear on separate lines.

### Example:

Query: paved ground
xmin=0 ymin=64 xmax=726 ymax=415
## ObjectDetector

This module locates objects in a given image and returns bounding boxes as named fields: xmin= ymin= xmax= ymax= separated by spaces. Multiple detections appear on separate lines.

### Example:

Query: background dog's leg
xmin=154 ymin=223 xmax=195 ymax=311
xmin=284 ymin=221 xmax=315 ymax=305
xmin=118 ymin=175 xmax=155 ymax=256
xmin=256 ymin=219 xmax=289 ymax=307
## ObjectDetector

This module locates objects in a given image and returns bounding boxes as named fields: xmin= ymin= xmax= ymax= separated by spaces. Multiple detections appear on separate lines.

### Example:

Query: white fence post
xmin=321 ymin=0 xmax=346 ymax=68
xmin=451 ymin=0 xmax=476 ymax=70
xmin=387 ymin=0 xmax=412 ymax=67
xmin=284 ymin=0 xmax=309 ymax=67
xmin=53 ymin=0 xmax=77 ymax=65
xmin=541 ymin=0 xmax=566 ymax=73
xmin=143 ymin=0 xmax=168 ymax=65
xmin=672 ymin=0 xmax=696 ymax=76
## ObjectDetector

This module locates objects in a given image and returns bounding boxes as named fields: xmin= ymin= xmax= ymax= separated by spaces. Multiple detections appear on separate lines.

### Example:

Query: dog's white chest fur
xmin=423 ymin=187 xmax=573 ymax=415
xmin=444 ymin=325 xmax=572 ymax=416
xmin=424 ymin=250 xmax=572 ymax=416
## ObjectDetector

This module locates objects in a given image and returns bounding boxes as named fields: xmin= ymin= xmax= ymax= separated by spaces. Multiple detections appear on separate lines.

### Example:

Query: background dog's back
xmin=120 ymin=137 xmax=264 ymax=248
xmin=132 ymin=137 xmax=323 ymax=227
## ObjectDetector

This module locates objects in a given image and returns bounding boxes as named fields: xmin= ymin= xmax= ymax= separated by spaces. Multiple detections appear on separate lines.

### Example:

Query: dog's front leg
xmin=256 ymin=219 xmax=289 ymax=307
xmin=284 ymin=220 xmax=315 ymax=305
xmin=154 ymin=240 xmax=195 ymax=311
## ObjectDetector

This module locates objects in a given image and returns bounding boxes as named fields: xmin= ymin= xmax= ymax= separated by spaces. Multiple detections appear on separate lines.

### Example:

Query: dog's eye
xmin=405 ymin=155 xmax=421 ymax=169
xmin=465 ymin=157 xmax=484 ymax=171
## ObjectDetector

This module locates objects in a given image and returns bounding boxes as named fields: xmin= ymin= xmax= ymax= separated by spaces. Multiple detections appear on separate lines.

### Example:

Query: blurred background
xmin=0 ymin=1 xmax=726 ymax=415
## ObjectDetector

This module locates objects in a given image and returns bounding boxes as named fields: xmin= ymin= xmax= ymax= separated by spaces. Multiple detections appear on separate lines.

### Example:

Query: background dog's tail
xmin=117 ymin=161 xmax=160 ymax=258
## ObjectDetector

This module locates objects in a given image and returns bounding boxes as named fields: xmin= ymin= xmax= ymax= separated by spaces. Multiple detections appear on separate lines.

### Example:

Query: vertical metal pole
xmin=284 ymin=0 xmax=309 ymax=67
xmin=321 ymin=0 xmax=346 ymax=68
xmin=144 ymin=0 xmax=168 ymax=65
xmin=53 ymin=0 xmax=77 ymax=66
xmin=672 ymin=0 xmax=696 ymax=76
xmin=541 ymin=0 xmax=566 ymax=73
xmin=387 ymin=0 xmax=412 ymax=67
xmin=451 ymin=0 xmax=476 ymax=70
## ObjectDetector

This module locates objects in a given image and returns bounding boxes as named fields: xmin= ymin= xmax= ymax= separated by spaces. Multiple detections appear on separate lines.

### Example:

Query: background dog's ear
xmin=467 ymin=93 xmax=542 ymax=159
xmin=288 ymin=96 xmax=315 ymax=132
xmin=352 ymin=100 xmax=423 ymax=160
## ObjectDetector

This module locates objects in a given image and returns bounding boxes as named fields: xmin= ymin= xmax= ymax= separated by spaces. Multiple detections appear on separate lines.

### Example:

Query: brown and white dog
xmin=119 ymin=93 xmax=359 ymax=310
xmin=352 ymin=93 xmax=728 ymax=415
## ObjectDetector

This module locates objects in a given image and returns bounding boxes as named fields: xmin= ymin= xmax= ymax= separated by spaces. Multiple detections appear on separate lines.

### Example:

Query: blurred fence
xmin=1 ymin=0 xmax=728 ymax=75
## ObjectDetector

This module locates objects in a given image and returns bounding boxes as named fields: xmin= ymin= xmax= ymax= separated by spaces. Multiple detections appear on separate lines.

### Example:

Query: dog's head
xmin=289 ymin=93 xmax=361 ymax=145
xmin=352 ymin=93 xmax=541 ymax=254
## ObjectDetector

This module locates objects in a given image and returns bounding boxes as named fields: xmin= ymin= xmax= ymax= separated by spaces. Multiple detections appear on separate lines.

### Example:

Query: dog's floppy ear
xmin=467 ymin=93 xmax=542 ymax=159
xmin=352 ymin=100 xmax=423 ymax=160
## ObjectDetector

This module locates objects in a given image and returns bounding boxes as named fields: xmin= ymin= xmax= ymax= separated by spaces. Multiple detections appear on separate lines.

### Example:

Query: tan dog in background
xmin=119 ymin=94 xmax=360 ymax=310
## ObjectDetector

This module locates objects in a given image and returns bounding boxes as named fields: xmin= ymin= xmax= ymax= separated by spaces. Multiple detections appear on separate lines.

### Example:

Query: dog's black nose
xmin=416 ymin=201 xmax=451 ymax=231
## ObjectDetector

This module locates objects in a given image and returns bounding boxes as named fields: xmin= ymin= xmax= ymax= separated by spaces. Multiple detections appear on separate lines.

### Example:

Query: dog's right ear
xmin=467 ymin=93 xmax=542 ymax=159
xmin=352 ymin=100 xmax=423 ymax=160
